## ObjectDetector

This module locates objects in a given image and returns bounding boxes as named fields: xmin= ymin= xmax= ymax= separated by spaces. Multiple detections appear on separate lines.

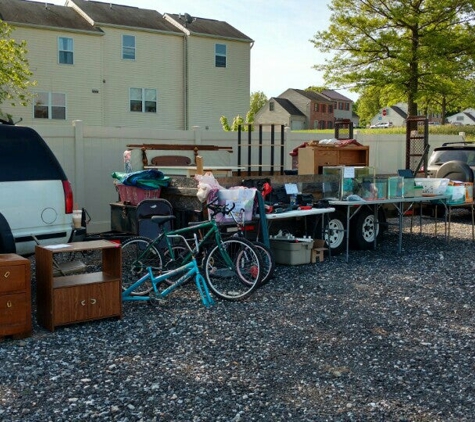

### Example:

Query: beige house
xmin=0 ymin=0 xmax=253 ymax=130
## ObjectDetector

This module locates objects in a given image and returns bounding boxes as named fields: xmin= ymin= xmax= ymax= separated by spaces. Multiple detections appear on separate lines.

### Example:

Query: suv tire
xmin=435 ymin=160 xmax=474 ymax=182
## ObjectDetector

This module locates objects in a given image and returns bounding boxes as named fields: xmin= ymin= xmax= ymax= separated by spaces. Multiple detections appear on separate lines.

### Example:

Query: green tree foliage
xmin=245 ymin=91 xmax=267 ymax=124
xmin=311 ymin=0 xmax=475 ymax=117
xmin=220 ymin=91 xmax=268 ymax=131
xmin=0 ymin=21 xmax=35 ymax=120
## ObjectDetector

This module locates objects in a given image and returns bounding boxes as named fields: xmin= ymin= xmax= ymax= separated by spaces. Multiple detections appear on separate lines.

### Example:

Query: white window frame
xmin=58 ymin=37 xmax=74 ymax=65
xmin=215 ymin=43 xmax=227 ymax=68
xmin=34 ymin=92 xmax=67 ymax=120
xmin=129 ymin=88 xmax=157 ymax=113
xmin=122 ymin=35 xmax=136 ymax=60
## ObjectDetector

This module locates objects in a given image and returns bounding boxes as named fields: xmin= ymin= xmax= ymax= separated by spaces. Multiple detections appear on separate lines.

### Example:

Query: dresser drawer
xmin=0 ymin=293 xmax=29 ymax=326
xmin=0 ymin=264 xmax=27 ymax=293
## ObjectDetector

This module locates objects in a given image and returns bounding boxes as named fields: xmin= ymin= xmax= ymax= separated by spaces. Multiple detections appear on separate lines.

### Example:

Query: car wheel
xmin=436 ymin=160 xmax=474 ymax=182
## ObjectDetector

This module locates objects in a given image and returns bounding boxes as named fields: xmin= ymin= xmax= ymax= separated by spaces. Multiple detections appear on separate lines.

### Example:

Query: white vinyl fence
xmin=30 ymin=120 xmax=461 ymax=233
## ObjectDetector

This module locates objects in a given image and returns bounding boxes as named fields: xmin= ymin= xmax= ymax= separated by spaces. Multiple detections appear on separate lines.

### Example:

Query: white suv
xmin=0 ymin=121 xmax=75 ymax=255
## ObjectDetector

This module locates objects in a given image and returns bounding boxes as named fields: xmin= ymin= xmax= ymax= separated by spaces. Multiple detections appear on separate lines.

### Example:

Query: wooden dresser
xmin=0 ymin=254 xmax=31 ymax=339
xmin=298 ymin=145 xmax=370 ymax=175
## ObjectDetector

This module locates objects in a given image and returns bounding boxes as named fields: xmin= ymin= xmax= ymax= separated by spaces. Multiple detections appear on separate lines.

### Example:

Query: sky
xmin=43 ymin=0 xmax=357 ymax=101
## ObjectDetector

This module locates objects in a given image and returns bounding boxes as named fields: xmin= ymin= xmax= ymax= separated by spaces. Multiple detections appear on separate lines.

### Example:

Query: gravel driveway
xmin=1 ymin=211 xmax=474 ymax=421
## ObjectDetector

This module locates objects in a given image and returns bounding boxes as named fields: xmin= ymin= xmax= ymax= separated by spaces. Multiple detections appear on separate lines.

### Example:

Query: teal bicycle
xmin=122 ymin=233 xmax=214 ymax=307
xmin=121 ymin=207 xmax=263 ymax=301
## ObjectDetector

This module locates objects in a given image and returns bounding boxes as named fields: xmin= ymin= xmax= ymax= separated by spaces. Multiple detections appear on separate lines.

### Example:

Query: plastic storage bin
xmin=269 ymin=240 xmax=313 ymax=265
xmin=414 ymin=178 xmax=449 ymax=196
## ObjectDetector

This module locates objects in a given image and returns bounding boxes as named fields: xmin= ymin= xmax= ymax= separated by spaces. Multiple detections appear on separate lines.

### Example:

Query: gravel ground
xmin=1 ymin=211 xmax=474 ymax=421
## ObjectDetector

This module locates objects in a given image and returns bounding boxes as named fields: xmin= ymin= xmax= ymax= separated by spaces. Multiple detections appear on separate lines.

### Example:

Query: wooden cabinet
xmin=0 ymin=254 xmax=31 ymax=339
xmin=298 ymin=145 xmax=369 ymax=175
xmin=35 ymin=240 xmax=122 ymax=332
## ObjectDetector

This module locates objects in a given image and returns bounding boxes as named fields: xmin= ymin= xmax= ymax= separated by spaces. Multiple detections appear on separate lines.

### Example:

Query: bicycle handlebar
xmin=206 ymin=197 xmax=236 ymax=218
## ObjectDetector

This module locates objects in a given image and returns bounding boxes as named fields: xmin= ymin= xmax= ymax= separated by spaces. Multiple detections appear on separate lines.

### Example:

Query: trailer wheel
xmin=350 ymin=207 xmax=385 ymax=250
xmin=316 ymin=210 xmax=347 ymax=256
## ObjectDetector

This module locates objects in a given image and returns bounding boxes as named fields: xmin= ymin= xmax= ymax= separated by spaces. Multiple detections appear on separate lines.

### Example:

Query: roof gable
xmin=390 ymin=105 xmax=407 ymax=119
xmin=0 ymin=0 xmax=101 ymax=33
xmin=68 ymin=0 xmax=182 ymax=33
xmin=273 ymin=98 xmax=305 ymax=116
xmin=281 ymin=88 xmax=333 ymax=104
xmin=164 ymin=13 xmax=253 ymax=42
xmin=320 ymin=89 xmax=353 ymax=103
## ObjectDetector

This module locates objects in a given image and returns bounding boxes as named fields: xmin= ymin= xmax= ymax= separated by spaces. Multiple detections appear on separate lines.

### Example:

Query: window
xmin=338 ymin=102 xmax=344 ymax=110
xmin=58 ymin=37 xmax=74 ymax=64
xmin=329 ymin=104 xmax=334 ymax=113
xmin=345 ymin=103 xmax=350 ymax=111
xmin=122 ymin=35 xmax=135 ymax=60
xmin=321 ymin=104 xmax=326 ymax=113
xmin=215 ymin=44 xmax=227 ymax=68
xmin=327 ymin=121 xmax=333 ymax=129
xmin=34 ymin=92 xmax=66 ymax=120
xmin=314 ymin=104 xmax=319 ymax=112
xmin=130 ymin=88 xmax=157 ymax=113
xmin=269 ymin=101 xmax=275 ymax=111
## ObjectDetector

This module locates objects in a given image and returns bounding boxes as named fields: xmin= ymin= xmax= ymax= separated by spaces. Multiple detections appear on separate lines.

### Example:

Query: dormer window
xmin=269 ymin=101 xmax=275 ymax=111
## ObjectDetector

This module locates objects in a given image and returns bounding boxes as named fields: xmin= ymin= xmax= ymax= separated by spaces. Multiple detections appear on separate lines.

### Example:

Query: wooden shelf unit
xmin=297 ymin=145 xmax=369 ymax=175
xmin=0 ymin=254 xmax=31 ymax=339
xmin=35 ymin=240 xmax=122 ymax=332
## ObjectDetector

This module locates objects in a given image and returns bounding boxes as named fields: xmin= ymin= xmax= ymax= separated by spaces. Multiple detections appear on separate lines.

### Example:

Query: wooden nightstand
xmin=0 ymin=254 xmax=32 ymax=340
xmin=35 ymin=240 xmax=122 ymax=332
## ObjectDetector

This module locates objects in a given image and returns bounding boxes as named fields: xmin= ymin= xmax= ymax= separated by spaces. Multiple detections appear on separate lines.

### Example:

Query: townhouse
xmin=0 ymin=0 xmax=253 ymax=130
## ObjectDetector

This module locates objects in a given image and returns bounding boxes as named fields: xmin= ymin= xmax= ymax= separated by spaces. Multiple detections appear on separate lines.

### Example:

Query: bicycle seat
xmin=151 ymin=215 xmax=176 ymax=225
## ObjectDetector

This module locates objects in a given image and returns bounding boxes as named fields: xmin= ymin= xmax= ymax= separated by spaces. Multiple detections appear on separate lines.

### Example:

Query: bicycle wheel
xmin=251 ymin=241 xmax=275 ymax=286
xmin=203 ymin=238 xmax=262 ymax=301
xmin=121 ymin=236 xmax=163 ymax=295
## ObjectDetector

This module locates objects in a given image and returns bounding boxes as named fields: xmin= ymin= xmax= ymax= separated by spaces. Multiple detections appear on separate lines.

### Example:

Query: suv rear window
xmin=428 ymin=149 xmax=475 ymax=166
xmin=0 ymin=125 xmax=67 ymax=182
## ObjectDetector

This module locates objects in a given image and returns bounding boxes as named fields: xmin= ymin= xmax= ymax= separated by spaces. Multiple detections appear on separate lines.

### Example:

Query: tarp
xmin=111 ymin=169 xmax=170 ymax=189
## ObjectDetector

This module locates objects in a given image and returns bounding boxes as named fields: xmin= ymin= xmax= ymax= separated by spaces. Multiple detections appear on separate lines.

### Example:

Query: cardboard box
xmin=270 ymin=240 xmax=312 ymax=265
xmin=311 ymin=239 xmax=328 ymax=263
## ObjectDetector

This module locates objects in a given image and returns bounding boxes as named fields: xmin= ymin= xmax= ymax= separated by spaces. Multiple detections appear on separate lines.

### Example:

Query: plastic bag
xmin=195 ymin=172 xmax=223 ymax=203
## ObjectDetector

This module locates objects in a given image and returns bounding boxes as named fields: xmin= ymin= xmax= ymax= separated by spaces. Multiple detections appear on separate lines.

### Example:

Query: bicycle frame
xmin=122 ymin=256 xmax=214 ymax=307
xmin=150 ymin=218 xmax=235 ymax=269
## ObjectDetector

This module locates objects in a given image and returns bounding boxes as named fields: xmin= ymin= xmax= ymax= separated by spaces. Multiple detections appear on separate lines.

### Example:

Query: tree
xmin=0 ymin=20 xmax=35 ymax=121
xmin=311 ymin=0 xmax=475 ymax=117
xmin=220 ymin=91 xmax=268 ymax=131
xmin=245 ymin=91 xmax=267 ymax=124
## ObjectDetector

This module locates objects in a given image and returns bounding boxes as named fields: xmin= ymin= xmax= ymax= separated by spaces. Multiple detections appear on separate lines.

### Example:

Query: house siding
xmin=100 ymin=27 xmax=184 ymax=129
xmin=2 ymin=26 xmax=103 ymax=126
xmin=254 ymin=101 xmax=292 ymax=127
xmin=187 ymin=36 xmax=250 ymax=131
